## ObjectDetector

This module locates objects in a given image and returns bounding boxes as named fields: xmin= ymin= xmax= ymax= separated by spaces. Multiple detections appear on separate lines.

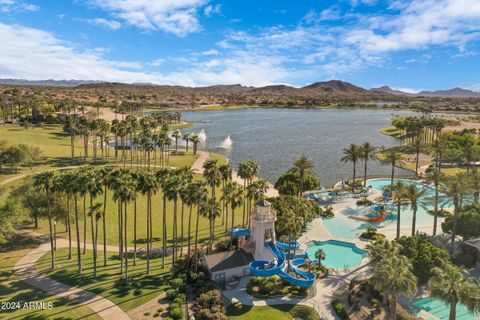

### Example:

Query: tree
xmin=156 ymin=168 xmax=170 ymax=269
xmin=370 ymin=254 xmax=417 ymax=319
xmin=0 ymin=146 xmax=25 ymax=173
xmin=274 ymin=171 xmax=319 ymax=196
xmin=404 ymin=183 xmax=426 ymax=236
xmin=391 ymin=181 xmax=406 ymax=239
xmin=172 ymin=130 xmax=180 ymax=152
xmin=360 ymin=142 xmax=376 ymax=187
xmin=441 ymin=173 xmax=467 ymax=251
xmin=63 ymin=115 xmax=78 ymax=159
xmin=341 ymin=144 xmax=361 ymax=191
xmin=33 ymin=171 xmax=56 ymax=269
xmin=191 ymin=134 xmax=200 ymax=155
xmin=291 ymin=155 xmax=315 ymax=196
xmin=315 ymin=249 xmax=325 ymax=267
xmin=381 ymin=150 xmax=403 ymax=186
xmin=219 ymin=163 xmax=232 ymax=226
xmin=200 ymin=198 xmax=221 ymax=254
xmin=193 ymin=181 xmax=208 ymax=272
xmin=228 ymin=183 xmax=244 ymax=248
xmin=182 ymin=133 xmax=191 ymax=152
xmin=424 ymin=169 xmax=445 ymax=235
xmin=164 ymin=173 xmax=184 ymax=275
xmin=429 ymin=265 xmax=480 ymax=320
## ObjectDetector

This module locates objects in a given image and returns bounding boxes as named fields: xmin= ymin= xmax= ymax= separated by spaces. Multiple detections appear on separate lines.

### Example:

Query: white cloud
xmin=204 ymin=3 xmax=221 ymax=17
xmin=201 ymin=49 xmax=219 ymax=55
xmin=0 ymin=0 xmax=38 ymax=12
xmin=391 ymin=86 xmax=421 ymax=94
xmin=84 ymin=0 xmax=209 ymax=36
xmin=86 ymin=18 xmax=122 ymax=30
xmin=150 ymin=58 xmax=165 ymax=67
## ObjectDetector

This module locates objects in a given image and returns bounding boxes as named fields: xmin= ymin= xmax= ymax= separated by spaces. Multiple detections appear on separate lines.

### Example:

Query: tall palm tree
xmin=365 ymin=238 xmax=400 ymax=268
xmin=391 ymin=181 xmax=406 ymax=239
xmin=33 ymin=171 xmax=56 ymax=269
xmin=381 ymin=150 xmax=403 ymax=186
xmin=178 ymin=167 xmax=194 ymax=257
xmin=413 ymin=138 xmax=422 ymax=178
xmin=222 ymin=182 xmax=236 ymax=234
xmin=98 ymin=167 xmax=112 ymax=266
xmin=156 ymin=168 xmax=170 ymax=269
xmin=291 ymin=155 xmax=315 ymax=196
xmin=360 ymin=142 xmax=376 ymax=187
xmin=88 ymin=202 xmax=102 ymax=277
xmin=55 ymin=172 xmax=73 ymax=260
xmin=341 ymin=144 xmax=362 ymax=191
xmin=228 ymin=184 xmax=244 ymax=248
xmin=182 ymin=133 xmax=191 ymax=152
xmin=468 ymin=169 xmax=480 ymax=206
xmin=172 ymin=130 xmax=180 ymax=152
xmin=370 ymin=254 xmax=417 ymax=319
xmin=219 ymin=163 xmax=232 ymax=226
xmin=429 ymin=265 xmax=480 ymax=320
xmin=246 ymin=179 xmax=268 ymax=228
xmin=315 ymin=249 xmax=326 ymax=267
xmin=424 ymin=170 xmax=445 ymax=235
xmin=71 ymin=170 xmax=83 ymax=273
xmin=193 ymin=181 xmax=209 ymax=272
xmin=164 ymin=173 xmax=183 ymax=275
xmin=190 ymin=134 xmax=200 ymax=155
xmin=404 ymin=183 xmax=426 ymax=236
xmin=441 ymin=173 xmax=467 ymax=251
xmin=138 ymin=170 xmax=159 ymax=274
xmin=200 ymin=198 xmax=222 ymax=254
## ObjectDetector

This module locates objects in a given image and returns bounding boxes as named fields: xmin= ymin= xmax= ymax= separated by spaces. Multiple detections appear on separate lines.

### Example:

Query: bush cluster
xmin=331 ymin=299 xmax=349 ymax=320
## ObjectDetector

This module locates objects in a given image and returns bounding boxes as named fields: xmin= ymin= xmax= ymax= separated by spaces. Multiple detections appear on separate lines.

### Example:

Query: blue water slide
xmin=249 ymin=242 xmax=316 ymax=288
xmin=230 ymin=228 xmax=251 ymax=237
xmin=276 ymin=241 xmax=300 ymax=251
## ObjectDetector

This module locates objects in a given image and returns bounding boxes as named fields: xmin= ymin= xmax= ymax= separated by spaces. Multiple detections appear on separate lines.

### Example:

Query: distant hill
xmin=302 ymin=80 xmax=369 ymax=95
xmin=370 ymin=86 xmax=414 ymax=96
xmin=416 ymin=87 xmax=480 ymax=98
xmin=0 ymin=79 xmax=105 ymax=87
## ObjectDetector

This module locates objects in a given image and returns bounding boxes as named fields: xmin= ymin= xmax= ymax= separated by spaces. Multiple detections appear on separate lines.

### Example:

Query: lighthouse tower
xmin=250 ymin=199 xmax=277 ymax=261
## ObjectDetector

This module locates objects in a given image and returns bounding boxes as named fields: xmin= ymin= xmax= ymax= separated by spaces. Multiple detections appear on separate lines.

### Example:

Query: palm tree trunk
xmin=396 ymin=203 xmax=401 ymax=239
xmin=133 ymin=198 xmax=137 ymax=266
xmin=67 ymin=196 xmax=72 ymax=260
xmin=74 ymin=195 xmax=82 ymax=273
xmin=180 ymin=202 xmax=184 ymax=256
xmin=119 ymin=200 xmax=124 ymax=274
xmin=194 ymin=205 xmax=200 ymax=272
xmin=83 ymin=196 xmax=87 ymax=254
xmin=90 ymin=200 xmax=96 ymax=277
xmin=146 ymin=194 xmax=150 ymax=274
xmin=124 ymin=201 xmax=129 ymax=285
xmin=451 ymin=202 xmax=459 ymax=252
xmin=103 ymin=186 xmax=107 ymax=267
xmin=433 ymin=184 xmax=439 ymax=236
xmin=172 ymin=200 xmax=177 ymax=276
xmin=187 ymin=205 xmax=193 ymax=263
xmin=391 ymin=162 xmax=395 ymax=186
xmin=352 ymin=161 xmax=356 ymax=191
xmin=242 ymin=180 xmax=246 ymax=226
xmin=412 ymin=207 xmax=417 ymax=236
xmin=391 ymin=295 xmax=397 ymax=320
xmin=230 ymin=207 xmax=235 ymax=249
xmin=162 ymin=194 xmax=167 ymax=269
xmin=47 ymin=190 xmax=55 ymax=269
xmin=449 ymin=296 xmax=457 ymax=320
xmin=364 ymin=159 xmax=368 ymax=187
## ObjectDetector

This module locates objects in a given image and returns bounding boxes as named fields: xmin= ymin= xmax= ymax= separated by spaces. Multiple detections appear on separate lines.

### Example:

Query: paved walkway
xmin=13 ymin=236 xmax=131 ymax=320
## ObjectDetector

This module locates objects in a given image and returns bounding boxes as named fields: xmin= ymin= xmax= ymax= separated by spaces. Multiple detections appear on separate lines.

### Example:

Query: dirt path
xmin=13 ymin=236 xmax=131 ymax=320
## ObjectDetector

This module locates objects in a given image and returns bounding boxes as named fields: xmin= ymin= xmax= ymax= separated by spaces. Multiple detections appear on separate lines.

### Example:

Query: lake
xmin=179 ymin=108 xmax=417 ymax=186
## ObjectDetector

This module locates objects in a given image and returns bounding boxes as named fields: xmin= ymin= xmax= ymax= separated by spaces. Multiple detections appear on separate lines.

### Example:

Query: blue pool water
xmin=322 ymin=179 xmax=453 ymax=239
xmin=413 ymin=297 xmax=479 ymax=320
xmin=305 ymin=240 xmax=366 ymax=269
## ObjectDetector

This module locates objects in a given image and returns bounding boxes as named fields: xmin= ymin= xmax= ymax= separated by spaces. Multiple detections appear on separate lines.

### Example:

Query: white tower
xmin=250 ymin=199 xmax=277 ymax=261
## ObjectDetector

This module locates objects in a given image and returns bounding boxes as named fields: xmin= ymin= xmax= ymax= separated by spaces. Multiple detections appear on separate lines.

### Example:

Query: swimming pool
xmin=413 ymin=297 xmax=479 ymax=320
xmin=305 ymin=240 xmax=366 ymax=269
xmin=322 ymin=179 xmax=453 ymax=239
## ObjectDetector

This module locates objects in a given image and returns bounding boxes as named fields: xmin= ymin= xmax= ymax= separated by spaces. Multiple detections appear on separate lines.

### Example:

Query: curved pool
xmin=322 ymin=179 xmax=453 ymax=239
xmin=305 ymin=240 xmax=366 ymax=270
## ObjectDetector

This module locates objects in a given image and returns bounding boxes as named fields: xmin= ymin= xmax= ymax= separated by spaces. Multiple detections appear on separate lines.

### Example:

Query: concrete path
xmin=13 ymin=236 xmax=131 ymax=320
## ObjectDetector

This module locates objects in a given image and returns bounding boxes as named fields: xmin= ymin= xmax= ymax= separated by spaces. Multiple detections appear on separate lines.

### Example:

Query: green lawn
xmin=36 ymin=248 xmax=171 ymax=312
xmin=379 ymin=126 xmax=404 ymax=138
xmin=0 ymin=124 xmax=199 ymax=181
xmin=0 ymin=239 xmax=100 ymax=320
xmin=227 ymin=302 xmax=321 ymax=320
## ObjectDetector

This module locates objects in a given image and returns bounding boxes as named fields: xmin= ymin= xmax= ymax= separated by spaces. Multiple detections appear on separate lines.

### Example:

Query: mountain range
xmin=1 ymin=79 xmax=479 ymax=98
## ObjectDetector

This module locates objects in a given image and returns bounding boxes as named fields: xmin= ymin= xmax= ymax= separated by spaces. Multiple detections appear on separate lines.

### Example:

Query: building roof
xmin=204 ymin=250 xmax=253 ymax=273
xmin=256 ymin=199 xmax=271 ymax=207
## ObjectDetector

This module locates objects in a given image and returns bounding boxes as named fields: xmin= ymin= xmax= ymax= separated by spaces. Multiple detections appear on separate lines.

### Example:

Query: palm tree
xmin=200 ymin=198 xmax=222 ymax=254
xmin=219 ymin=163 xmax=232 ymax=226
xmin=98 ymin=167 xmax=112 ymax=266
xmin=468 ymin=169 xmax=480 ymax=206
xmin=172 ymin=130 xmax=180 ymax=152
xmin=164 ymin=173 xmax=183 ymax=275
xmin=33 ymin=171 xmax=56 ymax=269
xmin=190 ymin=134 xmax=200 ymax=155
xmin=64 ymin=115 xmax=77 ymax=159
xmin=424 ymin=170 xmax=445 ymax=235
xmin=56 ymin=172 xmax=73 ymax=259
xmin=404 ymin=183 xmax=426 ymax=236
xmin=370 ymin=254 xmax=417 ymax=319
xmin=71 ymin=171 xmax=83 ymax=273
xmin=88 ymin=202 xmax=102 ymax=277
xmin=291 ymin=155 xmax=315 ymax=196
xmin=111 ymin=170 xmax=135 ymax=285
xmin=413 ymin=138 xmax=422 ymax=177
xmin=182 ymin=133 xmax=191 ymax=152
xmin=430 ymin=265 xmax=480 ymax=320
xmin=138 ymin=170 xmax=159 ymax=274
xmin=441 ymin=173 xmax=467 ymax=251
xmin=366 ymin=238 xmax=400 ymax=268
xmin=228 ymin=184 xmax=244 ymax=249
xmin=238 ymin=160 xmax=259 ymax=226
xmin=193 ymin=181 xmax=209 ymax=272
xmin=183 ymin=181 xmax=203 ymax=262
xmin=341 ymin=144 xmax=362 ymax=191
xmin=360 ymin=142 xmax=376 ymax=187
xmin=156 ymin=168 xmax=170 ymax=269
xmin=391 ymin=181 xmax=406 ymax=239
xmin=222 ymin=182 xmax=236 ymax=234
xmin=246 ymin=179 xmax=268 ymax=228
xmin=381 ymin=150 xmax=403 ymax=186
xmin=314 ymin=248 xmax=325 ymax=267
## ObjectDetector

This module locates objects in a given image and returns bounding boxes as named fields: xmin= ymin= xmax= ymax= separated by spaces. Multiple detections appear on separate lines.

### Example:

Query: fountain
xmin=197 ymin=129 xmax=206 ymax=142
xmin=219 ymin=135 xmax=232 ymax=149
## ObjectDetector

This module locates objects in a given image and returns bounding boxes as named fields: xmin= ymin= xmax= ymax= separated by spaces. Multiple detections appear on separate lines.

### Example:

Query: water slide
xmin=249 ymin=242 xmax=316 ymax=288
xmin=348 ymin=210 xmax=387 ymax=223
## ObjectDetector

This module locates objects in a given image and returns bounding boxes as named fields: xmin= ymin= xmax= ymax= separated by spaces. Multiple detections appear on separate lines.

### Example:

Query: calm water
xmin=180 ymin=108 xmax=417 ymax=186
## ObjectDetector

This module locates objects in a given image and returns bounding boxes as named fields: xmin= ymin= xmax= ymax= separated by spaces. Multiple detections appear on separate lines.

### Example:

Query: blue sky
xmin=0 ymin=0 xmax=479 ymax=91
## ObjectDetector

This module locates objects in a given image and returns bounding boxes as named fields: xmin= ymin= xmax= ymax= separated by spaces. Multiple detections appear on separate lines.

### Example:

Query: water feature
xmin=218 ymin=135 xmax=232 ymax=149
xmin=305 ymin=240 xmax=366 ymax=269
xmin=180 ymin=108 xmax=419 ymax=186
xmin=197 ymin=129 xmax=206 ymax=142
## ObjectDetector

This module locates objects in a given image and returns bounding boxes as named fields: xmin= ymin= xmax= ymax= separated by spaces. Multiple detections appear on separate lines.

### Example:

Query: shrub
xmin=157 ymin=307 xmax=164 ymax=312
xmin=260 ymin=281 xmax=275 ymax=294
xmin=356 ymin=198 xmax=373 ymax=206
xmin=169 ymin=303 xmax=180 ymax=311
xmin=174 ymin=293 xmax=186 ymax=303
xmin=331 ymin=299 xmax=349 ymax=320
xmin=166 ymin=289 xmax=177 ymax=300
xmin=360 ymin=227 xmax=385 ymax=240
xmin=169 ymin=278 xmax=184 ymax=290
xmin=214 ymin=238 xmax=231 ymax=252
xmin=169 ymin=307 xmax=183 ymax=320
